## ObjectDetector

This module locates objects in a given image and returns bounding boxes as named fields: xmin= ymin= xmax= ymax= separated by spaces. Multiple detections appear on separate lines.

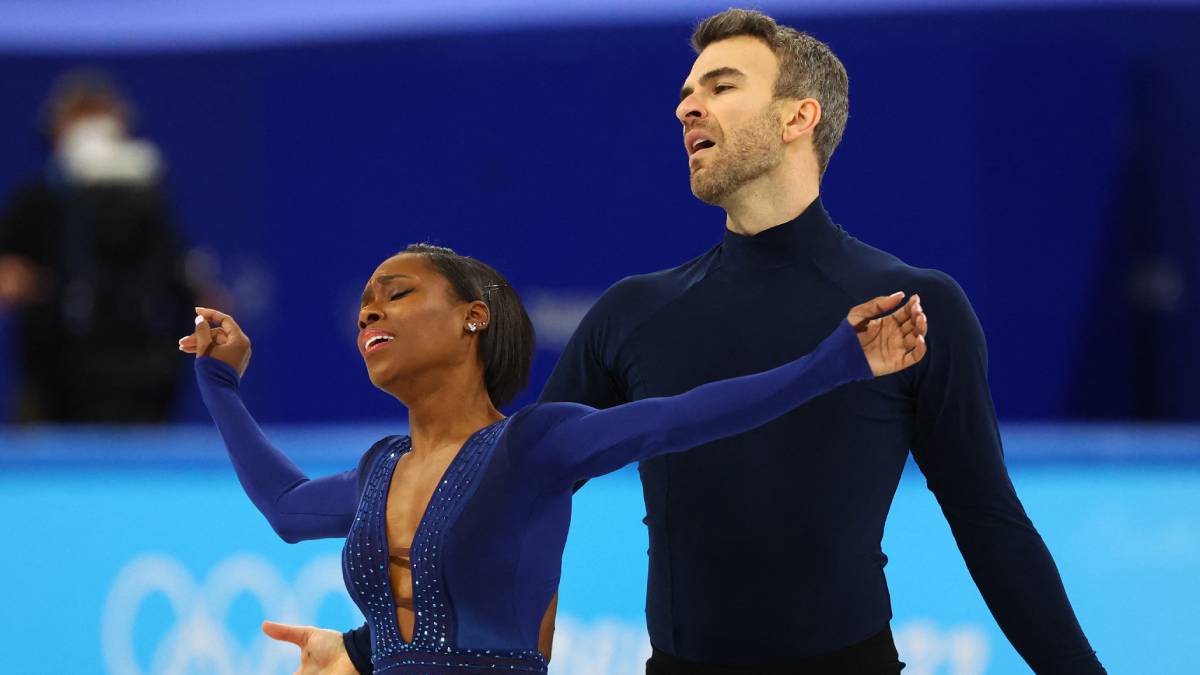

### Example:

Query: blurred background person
xmin=0 ymin=68 xmax=197 ymax=423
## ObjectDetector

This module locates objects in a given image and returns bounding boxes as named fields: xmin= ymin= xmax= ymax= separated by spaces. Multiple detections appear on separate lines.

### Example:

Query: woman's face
xmin=357 ymin=254 xmax=477 ymax=394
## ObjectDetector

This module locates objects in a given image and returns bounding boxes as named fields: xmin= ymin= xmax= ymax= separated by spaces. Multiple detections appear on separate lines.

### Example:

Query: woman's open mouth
xmin=360 ymin=329 xmax=396 ymax=355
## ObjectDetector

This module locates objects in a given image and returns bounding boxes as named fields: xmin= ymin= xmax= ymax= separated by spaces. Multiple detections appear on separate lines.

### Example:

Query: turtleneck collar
xmin=719 ymin=196 xmax=839 ymax=270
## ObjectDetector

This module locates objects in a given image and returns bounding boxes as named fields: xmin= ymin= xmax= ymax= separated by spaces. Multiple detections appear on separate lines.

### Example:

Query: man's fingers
xmin=262 ymin=620 xmax=309 ymax=647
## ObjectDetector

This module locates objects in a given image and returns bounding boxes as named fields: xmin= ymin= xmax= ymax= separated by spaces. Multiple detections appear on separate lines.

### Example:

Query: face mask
xmin=57 ymin=115 xmax=162 ymax=185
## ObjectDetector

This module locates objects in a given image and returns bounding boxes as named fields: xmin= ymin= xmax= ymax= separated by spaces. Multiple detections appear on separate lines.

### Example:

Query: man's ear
xmin=782 ymin=98 xmax=822 ymax=144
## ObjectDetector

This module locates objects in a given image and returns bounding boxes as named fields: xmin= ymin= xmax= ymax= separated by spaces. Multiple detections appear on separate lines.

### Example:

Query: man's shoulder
xmin=583 ymin=245 xmax=719 ymax=331
xmin=834 ymin=236 xmax=971 ymax=309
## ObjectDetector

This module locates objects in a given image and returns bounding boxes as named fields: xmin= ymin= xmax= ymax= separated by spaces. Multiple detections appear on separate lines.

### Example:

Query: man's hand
xmin=262 ymin=621 xmax=359 ymax=675
xmin=847 ymin=292 xmax=928 ymax=377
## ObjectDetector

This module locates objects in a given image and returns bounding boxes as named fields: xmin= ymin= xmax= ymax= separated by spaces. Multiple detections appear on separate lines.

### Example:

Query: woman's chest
xmin=383 ymin=450 xmax=458 ymax=553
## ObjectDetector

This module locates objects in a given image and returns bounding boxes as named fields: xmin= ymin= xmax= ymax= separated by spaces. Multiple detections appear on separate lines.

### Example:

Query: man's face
xmin=676 ymin=36 xmax=786 ymax=206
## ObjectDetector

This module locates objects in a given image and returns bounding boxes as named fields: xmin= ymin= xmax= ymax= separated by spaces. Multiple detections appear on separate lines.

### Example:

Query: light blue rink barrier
xmin=1 ymin=425 xmax=1197 ymax=674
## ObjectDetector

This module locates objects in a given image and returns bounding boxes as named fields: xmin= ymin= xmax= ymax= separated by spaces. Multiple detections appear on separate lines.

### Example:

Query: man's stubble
xmin=689 ymin=105 xmax=785 ymax=206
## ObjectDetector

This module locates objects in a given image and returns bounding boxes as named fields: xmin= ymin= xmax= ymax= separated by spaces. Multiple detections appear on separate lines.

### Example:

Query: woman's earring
xmin=467 ymin=323 xmax=478 ymax=333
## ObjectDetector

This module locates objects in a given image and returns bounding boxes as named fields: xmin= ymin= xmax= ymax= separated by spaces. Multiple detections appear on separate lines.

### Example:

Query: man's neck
xmin=722 ymin=172 xmax=820 ymax=237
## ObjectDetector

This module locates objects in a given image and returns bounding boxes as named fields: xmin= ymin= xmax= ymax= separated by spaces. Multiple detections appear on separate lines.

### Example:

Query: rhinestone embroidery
xmin=343 ymin=420 xmax=547 ymax=673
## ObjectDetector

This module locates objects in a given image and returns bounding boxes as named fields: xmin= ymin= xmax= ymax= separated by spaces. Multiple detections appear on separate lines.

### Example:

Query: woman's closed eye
xmin=390 ymin=289 xmax=414 ymax=302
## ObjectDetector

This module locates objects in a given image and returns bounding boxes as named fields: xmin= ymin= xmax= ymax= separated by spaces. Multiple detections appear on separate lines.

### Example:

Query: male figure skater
xmin=270 ymin=9 xmax=1104 ymax=674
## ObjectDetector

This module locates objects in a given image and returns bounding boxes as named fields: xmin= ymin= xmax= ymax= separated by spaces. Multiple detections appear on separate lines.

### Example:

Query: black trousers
xmin=646 ymin=626 xmax=904 ymax=675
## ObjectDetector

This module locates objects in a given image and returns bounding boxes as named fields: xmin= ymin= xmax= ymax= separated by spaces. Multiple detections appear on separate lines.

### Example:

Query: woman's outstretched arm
xmin=186 ymin=307 xmax=361 ymax=543
xmin=519 ymin=294 xmax=926 ymax=486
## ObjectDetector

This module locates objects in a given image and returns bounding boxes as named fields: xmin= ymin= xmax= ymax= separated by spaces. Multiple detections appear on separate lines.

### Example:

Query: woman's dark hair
xmin=401 ymin=243 xmax=535 ymax=407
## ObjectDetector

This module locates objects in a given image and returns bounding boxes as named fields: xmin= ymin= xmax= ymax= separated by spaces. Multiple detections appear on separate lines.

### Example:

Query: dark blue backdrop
xmin=1 ymin=6 xmax=1197 ymax=424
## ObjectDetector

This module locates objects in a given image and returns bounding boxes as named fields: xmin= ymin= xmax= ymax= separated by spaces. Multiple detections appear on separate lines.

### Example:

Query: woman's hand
xmin=847 ymin=292 xmax=928 ymax=377
xmin=178 ymin=306 xmax=252 ymax=378
xmin=261 ymin=621 xmax=359 ymax=675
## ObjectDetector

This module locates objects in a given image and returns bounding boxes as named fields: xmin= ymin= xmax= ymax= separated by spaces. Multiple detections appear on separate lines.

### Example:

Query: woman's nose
xmin=358 ymin=308 xmax=382 ymax=330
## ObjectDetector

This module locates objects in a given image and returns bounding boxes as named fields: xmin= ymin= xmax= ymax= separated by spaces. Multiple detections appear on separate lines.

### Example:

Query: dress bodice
xmin=342 ymin=419 xmax=549 ymax=673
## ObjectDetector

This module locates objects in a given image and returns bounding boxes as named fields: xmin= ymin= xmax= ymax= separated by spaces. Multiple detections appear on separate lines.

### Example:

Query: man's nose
xmin=676 ymin=96 xmax=706 ymax=124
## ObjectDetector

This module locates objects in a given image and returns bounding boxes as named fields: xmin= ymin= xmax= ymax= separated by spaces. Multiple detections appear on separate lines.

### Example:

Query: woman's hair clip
xmin=482 ymin=283 xmax=508 ymax=292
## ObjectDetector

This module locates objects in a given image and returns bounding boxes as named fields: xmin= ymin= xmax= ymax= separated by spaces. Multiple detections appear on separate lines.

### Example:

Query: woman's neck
xmin=400 ymin=367 xmax=504 ymax=454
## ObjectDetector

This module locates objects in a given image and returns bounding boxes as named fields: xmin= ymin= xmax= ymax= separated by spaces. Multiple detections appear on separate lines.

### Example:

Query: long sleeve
xmin=519 ymin=320 xmax=873 ymax=486
xmin=343 ymin=624 xmax=373 ymax=675
xmin=909 ymin=275 xmax=1103 ymax=674
xmin=196 ymin=357 xmax=360 ymax=543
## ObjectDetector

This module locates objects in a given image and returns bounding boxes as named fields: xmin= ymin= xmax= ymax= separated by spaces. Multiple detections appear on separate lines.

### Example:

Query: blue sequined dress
xmin=196 ymin=320 xmax=871 ymax=674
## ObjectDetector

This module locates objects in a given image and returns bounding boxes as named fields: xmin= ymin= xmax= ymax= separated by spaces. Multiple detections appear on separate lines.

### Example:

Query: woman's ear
xmin=465 ymin=300 xmax=492 ymax=333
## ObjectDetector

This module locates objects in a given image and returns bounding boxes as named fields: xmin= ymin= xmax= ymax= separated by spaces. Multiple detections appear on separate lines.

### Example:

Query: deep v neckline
xmin=382 ymin=419 xmax=505 ymax=646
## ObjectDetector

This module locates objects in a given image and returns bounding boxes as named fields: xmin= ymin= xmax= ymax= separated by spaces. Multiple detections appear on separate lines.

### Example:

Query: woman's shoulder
xmin=502 ymin=402 xmax=597 ymax=452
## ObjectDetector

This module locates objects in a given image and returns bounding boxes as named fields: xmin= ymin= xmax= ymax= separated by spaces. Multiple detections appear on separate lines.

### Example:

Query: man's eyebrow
xmin=679 ymin=67 xmax=747 ymax=101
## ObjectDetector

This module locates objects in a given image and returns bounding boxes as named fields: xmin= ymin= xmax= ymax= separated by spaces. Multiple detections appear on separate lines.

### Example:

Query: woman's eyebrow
xmin=360 ymin=274 xmax=414 ymax=305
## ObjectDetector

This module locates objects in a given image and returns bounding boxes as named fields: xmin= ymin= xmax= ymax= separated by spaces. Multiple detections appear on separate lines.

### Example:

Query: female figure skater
xmin=179 ymin=244 xmax=926 ymax=675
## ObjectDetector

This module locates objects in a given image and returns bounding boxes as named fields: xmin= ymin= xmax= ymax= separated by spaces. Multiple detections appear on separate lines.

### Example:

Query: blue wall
xmin=1 ymin=7 xmax=1198 ymax=424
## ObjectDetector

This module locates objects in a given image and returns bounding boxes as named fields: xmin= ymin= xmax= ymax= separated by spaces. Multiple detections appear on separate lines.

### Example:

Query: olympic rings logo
xmin=99 ymin=554 xmax=990 ymax=675
xmin=101 ymin=553 xmax=358 ymax=675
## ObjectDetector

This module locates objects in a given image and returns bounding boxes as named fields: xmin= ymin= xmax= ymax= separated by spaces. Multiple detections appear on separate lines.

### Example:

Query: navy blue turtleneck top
xmin=197 ymin=317 xmax=874 ymax=674
xmin=536 ymin=198 xmax=1103 ymax=673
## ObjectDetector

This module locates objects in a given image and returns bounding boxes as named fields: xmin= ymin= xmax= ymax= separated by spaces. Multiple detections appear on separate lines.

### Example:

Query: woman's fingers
xmin=896 ymin=296 xmax=926 ymax=339
xmin=848 ymin=291 xmax=904 ymax=328
xmin=904 ymin=334 xmax=927 ymax=367
xmin=887 ymin=295 xmax=927 ymax=368
xmin=192 ymin=306 xmax=239 ymax=350
xmin=188 ymin=307 xmax=251 ymax=377
xmin=178 ymin=334 xmax=197 ymax=353
xmin=193 ymin=314 xmax=213 ymax=356
xmin=195 ymin=306 xmax=242 ymax=337
xmin=178 ymin=328 xmax=228 ymax=354
xmin=262 ymin=620 xmax=309 ymax=648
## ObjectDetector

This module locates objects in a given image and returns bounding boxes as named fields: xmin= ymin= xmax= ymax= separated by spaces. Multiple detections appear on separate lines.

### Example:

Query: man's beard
xmin=689 ymin=107 xmax=784 ymax=206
